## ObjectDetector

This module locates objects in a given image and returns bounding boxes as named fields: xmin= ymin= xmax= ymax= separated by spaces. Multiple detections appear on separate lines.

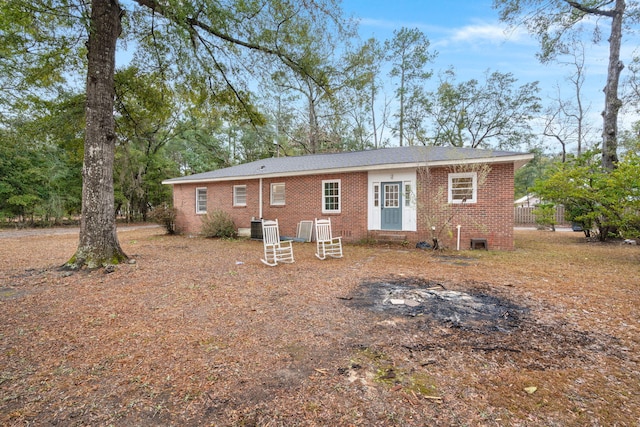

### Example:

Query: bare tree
xmin=543 ymin=41 xmax=593 ymax=161
xmin=494 ymin=0 xmax=635 ymax=170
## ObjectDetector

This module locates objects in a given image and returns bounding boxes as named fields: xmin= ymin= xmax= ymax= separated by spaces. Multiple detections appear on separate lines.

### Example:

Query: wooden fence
xmin=514 ymin=205 xmax=569 ymax=225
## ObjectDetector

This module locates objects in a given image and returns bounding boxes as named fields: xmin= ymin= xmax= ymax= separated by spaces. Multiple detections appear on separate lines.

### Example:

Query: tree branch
xmin=565 ymin=1 xmax=616 ymax=18
xmin=133 ymin=0 xmax=306 ymax=75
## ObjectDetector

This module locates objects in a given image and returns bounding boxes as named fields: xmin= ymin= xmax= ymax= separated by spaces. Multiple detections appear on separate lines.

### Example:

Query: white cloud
xmin=452 ymin=24 xmax=510 ymax=43
xmin=355 ymin=16 xmax=529 ymax=49
xmin=441 ymin=21 xmax=530 ymax=47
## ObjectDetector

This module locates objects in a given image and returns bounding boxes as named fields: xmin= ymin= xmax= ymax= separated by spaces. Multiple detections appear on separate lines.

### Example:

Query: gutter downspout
xmin=259 ymin=178 xmax=263 ymax=219
xmin=456 ymin=224 xmax=461 ymax=251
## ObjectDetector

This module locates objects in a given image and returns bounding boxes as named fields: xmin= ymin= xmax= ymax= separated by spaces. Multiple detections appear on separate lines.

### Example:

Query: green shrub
xmin=201 ymin=209 xmax=237 ymax=238
xmin=533 ymin=203 xmax=557 ymax=231
xmin=149 ymin=204 xmax=177 ymax=235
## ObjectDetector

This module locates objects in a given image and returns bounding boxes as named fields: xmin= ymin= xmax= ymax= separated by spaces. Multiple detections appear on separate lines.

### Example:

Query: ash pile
xmin=347 ymin=278 xmax=528 ymax=332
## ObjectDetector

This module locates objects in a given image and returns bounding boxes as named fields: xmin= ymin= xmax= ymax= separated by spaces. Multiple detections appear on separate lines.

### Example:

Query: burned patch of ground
xmin=348 ymin=277 xmax=526 ymax=332
xmin=346 ymin=277 xmax=628 ymax=371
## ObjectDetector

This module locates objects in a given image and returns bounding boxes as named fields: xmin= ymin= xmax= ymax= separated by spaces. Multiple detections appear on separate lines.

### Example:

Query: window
xmin=270 ymin=183 xmax=285 ymax=205
xmin=373 ymin=183 xmax=379 ymax=207
xmin=233 ymin=185 xmax=247 ymax=206
xmin=404 ymin=183 xmax=412 ymax=207
xmin=448 ymin=172 xmax=477 ymax=204
xmin=384 ymin=183 xmax=399 ymax=207
xmin=196 ymin=187 xmax=207 ymax=214
xmin=322 ymin=180 xmax=341 ymax=213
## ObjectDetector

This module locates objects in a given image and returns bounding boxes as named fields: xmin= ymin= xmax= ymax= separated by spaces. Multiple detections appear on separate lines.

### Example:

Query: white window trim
xmin=322 ymin=179 xmax=341 ymax=214
xmin=196 ymin=187 xmax=207 ymax=214
xmin=383 ymin=182 xmax=400 ymax=207
xmin=270 ymin=182 xmax=285 ymax=206
xmin=404 ymin=182 xmax=413 ymax=207
xmin=233 ymin=185 xmax=247 ymax=207
xmin=373 ymin=182 xmax=380 ymax=208
xmin=448 ymin=172 xmax=477 ymax=204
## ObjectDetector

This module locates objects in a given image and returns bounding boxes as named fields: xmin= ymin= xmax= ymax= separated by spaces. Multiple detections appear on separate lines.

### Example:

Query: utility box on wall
xmin=251 ymin=220 xmax=263 ymax=240
xmin=470 ymin=238 xmax=488 ymax=250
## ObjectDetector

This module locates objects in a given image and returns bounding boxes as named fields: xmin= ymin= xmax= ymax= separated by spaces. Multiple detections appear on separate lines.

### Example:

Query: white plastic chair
xmin=314 ymin=218 xmax=343 ymax=260
xmin=261 ymin=219 xmax=294 ymax=266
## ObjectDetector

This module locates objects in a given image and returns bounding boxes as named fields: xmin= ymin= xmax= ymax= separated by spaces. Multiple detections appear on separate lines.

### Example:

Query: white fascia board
xmin=161 ymin=153 xmax=534 ymax=185
xmin=161 ymin=165 xmax=420 ymax=185
xmin=425 ymin=153 xmax=534 ymax=169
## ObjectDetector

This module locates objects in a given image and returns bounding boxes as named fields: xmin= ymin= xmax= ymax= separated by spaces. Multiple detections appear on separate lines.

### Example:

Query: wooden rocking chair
xmin=314 ymin=218 xmax=343 ymax=260
xmin=261 ymin=219 xmax=295 ymax=266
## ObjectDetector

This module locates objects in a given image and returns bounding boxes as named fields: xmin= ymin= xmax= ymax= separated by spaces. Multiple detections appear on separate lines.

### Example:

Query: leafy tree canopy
xmin=429 ymin=69 xmax=541 ymax=149
xmin=533 ymin=149 xmax=640 ymax=240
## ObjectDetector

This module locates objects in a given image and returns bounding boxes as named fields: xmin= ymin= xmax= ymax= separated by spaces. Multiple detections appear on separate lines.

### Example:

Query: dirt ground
xmin=0 ymin=226 xmax=638 ymax=426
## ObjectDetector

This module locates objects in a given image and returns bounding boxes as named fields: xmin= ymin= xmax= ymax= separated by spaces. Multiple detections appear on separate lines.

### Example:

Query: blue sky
xmin=340 ymin=0 xmax=634 ymax=140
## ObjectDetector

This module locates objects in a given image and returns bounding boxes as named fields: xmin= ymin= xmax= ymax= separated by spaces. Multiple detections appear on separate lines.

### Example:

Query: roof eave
xmin=161 ymin=153 xmax=535 ymax=185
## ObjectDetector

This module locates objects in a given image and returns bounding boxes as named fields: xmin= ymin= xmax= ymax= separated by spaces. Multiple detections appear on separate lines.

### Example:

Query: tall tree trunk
xmin=601 ymin=0 xmax=624 ymax=170
xmin=371 ymin=82 xmax=378 ymax=149
xmin=399 ymin=70 xmax=405 ymax=147
xmin=66 ymin=0 xmax=127 ymax=269
xmin=308 ymin=85 xmax=319 ymax=154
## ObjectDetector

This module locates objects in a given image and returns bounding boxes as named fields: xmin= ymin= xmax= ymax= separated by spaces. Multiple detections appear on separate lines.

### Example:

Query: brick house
xmin=162 ymin=146 xmax=533 ymax=250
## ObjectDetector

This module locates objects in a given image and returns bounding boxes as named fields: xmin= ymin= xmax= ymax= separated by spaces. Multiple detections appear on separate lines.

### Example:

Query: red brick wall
xmin=260 ymin=173 xmax=368 ymax=239
xmin=172 ymin=172 xmax=369 ymax=240
xmin=412 ymin=163 xmax=515 ymax=250
xmin=170 ymin=162 xmax=515 ymax=250
xmin=171 ymin=184 xmax=201 ymax=234
xmin=171 ymin=180 xmax=262 ymax=235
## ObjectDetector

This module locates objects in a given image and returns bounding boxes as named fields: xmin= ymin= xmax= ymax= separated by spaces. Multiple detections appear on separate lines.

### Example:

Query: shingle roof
xmin=162 ymin=145 xmax=533 ymax=184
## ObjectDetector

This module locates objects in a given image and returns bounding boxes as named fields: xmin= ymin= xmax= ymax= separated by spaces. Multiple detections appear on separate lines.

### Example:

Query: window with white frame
xmin=404 ymin=183 xmax=412 ymax=207
xmin=373 ymin=183 xmax=379 ymax=207
xmin=196 ymin=187 xmax=207 ymax=214
xmin=448 ymin=172 xmax=477 ymax=204
xmin=233 ymin=185 xmax=247 ymax=206
xmin=270 ymin=183 xmax=285 ymax=205
xmin=384 ymin=183 xmax=399 ymax=207
xmin=322 ymin=179 xmax=341 ymax=213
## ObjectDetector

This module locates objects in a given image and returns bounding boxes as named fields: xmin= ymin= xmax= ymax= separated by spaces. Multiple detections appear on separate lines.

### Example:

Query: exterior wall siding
xmin=171 ymin=162 xmax=516 ymax=250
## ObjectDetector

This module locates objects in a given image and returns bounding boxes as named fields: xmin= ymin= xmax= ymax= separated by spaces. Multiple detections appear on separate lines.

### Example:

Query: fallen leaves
xmin=0 ymin=228 xmax=638 ymax=426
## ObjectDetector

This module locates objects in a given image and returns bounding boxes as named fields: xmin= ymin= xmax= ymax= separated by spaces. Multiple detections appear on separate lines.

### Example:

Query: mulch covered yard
xmin=1 ymin=226 xmax=638 ymax=426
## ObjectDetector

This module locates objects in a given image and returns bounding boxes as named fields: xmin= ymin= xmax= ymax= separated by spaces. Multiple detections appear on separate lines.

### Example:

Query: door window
xmin=384 ymin=183 xmax=399 ymax=207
